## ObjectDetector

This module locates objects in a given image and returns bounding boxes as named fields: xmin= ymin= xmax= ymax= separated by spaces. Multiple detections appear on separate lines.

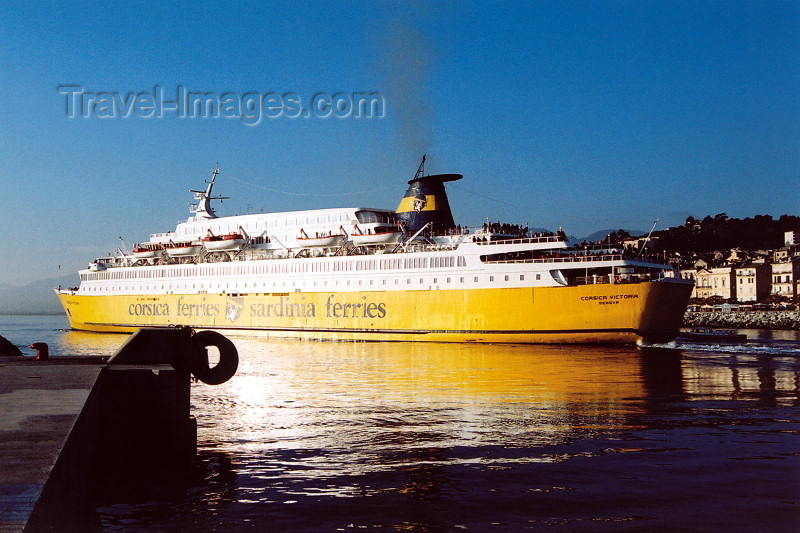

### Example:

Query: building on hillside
xmin=774 ymin=248 xmax=790 ymax=262
xmin=753 ymin=249 xmax=773 ymax=262
xmin=785 ymin=230 xmax=799 ymax=247
xmin=734 ymin=263 xmax=770 ymax=302
xmin=771 ymin=259 xmax=799 ymax=300
xmin=621 ymin=235 xmax=658 ymax=252
xmin=726 ymin=248 xmax=749 ymax=263
xmin=694 ymin=266 xmax=736 ymax=301
xmin=692 ymin=267 xmax=709 ymax=299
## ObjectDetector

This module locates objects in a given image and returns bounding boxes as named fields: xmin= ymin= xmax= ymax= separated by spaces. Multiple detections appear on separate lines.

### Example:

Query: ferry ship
xmin=57 ymin=159 xmax=693 ymax=344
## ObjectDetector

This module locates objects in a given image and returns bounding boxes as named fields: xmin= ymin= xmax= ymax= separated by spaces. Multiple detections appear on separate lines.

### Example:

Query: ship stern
xmin=635 ymin=278 xmax=694 ymax=344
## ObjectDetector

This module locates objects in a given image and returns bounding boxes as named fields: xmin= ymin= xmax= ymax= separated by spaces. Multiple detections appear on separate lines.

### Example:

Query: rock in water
xmin=0 ymin=334 xmax=24 ymax=356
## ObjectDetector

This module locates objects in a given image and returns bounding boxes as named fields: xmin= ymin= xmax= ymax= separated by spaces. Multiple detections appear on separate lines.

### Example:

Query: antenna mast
xmin=190 ymin=164 xmax=229 ymax=220
xmin=638 ymin=219 xmax=660 ymax=257
xmin=413 ymin=154 xmax=426 ymax=180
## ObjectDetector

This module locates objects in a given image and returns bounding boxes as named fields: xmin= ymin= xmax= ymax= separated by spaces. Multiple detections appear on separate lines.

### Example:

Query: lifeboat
xmin=297 ymin=228 xmax=346 ymax=248
xmin=203 ymin=232 xmax=246 ymax=251
xmin=351 ymin=226 xmax=403 ymax=246
xmin=165 ymin=241 xmax=202 ymax=257
xmin=132 ymin=244 xmax=163 ymax=259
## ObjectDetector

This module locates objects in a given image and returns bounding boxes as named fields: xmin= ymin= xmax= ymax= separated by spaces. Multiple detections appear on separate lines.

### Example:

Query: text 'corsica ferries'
xmin=57 ymin=158 xmax=694 ymax=344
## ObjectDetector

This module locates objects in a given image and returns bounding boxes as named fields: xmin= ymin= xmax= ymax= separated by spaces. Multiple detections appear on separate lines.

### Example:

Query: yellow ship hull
xmin=57 ymin=280 xmax=692 ymax=344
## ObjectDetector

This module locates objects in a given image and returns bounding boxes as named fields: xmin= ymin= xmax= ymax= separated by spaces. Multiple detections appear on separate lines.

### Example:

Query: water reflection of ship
xmin=225 ymin=341 xmax=654 ymax=439
xmin=57 ymin=329 xmax=128 ymax=357
xmin=640 ymin=347 xmax=686 ymax=401
xmin=219 ymin=340 xmax=800 ymax=442
xmin=53 ymin=330 xmax=800 ymax=411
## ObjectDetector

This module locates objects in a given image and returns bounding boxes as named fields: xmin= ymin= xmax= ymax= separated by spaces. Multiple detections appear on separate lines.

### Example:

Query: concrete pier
xmin=0 ymin=359 xmax=104 ymax=532
xmin=0 ymin=328 xmax=235 ymax=532
xmin=94 ymin=364 xmax=196 ymax=500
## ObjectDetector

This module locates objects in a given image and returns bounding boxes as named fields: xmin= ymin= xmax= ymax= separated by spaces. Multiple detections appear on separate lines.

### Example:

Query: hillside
xmin=0 ymin=275 xmax=78 ymax=314
xmin=652 ymin=214 xmax=800 ymax=253
xmin=577 ymin=228 xmax=646 ymax=243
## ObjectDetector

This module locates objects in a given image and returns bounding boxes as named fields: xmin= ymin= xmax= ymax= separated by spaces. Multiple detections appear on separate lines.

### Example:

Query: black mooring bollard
xmin=30 ymin=342 xmax=49 ymax=360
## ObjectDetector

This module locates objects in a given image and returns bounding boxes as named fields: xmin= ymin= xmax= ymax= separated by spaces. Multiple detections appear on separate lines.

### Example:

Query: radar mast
xmin=189 ymin=164 xmax=229 ymax=220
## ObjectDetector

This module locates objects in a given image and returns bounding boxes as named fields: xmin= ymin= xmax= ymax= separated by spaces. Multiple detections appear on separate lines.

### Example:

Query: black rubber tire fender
xmin=191 ymin=330 xmax=239 ymax=385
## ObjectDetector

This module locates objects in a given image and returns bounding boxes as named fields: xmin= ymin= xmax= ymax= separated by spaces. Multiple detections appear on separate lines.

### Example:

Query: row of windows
xmin=181 ymin=211 xmax=354 ymax=237
xmin=81 ymin=273 xmax=541 ymax=293
xmin=696 ymin=277 xmax=728 ymax=289
xmin=81 ymin=256 xmax=468 ymax=281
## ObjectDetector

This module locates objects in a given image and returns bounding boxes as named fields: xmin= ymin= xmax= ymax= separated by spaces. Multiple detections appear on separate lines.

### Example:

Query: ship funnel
xmin=395 ymin=171 xmax=462 ymax=234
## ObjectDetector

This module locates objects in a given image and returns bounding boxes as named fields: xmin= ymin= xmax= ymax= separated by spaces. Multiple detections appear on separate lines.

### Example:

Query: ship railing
xmin=576 ymin=273 xmax=660 ymax=285
xmin=471 ymin=235 xmax=566 ymax=246
xmin=481 ymin=254 xmax=666 ymax=266
xmin=482 ymin=253 xmax=623 ymax=264
xmin=422 ymin=243 xmax=459 ymax=252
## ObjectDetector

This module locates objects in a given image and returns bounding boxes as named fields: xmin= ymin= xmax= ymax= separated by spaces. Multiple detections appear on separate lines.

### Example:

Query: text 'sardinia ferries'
xmin=57 ymin=158 xmax=694 ymax=344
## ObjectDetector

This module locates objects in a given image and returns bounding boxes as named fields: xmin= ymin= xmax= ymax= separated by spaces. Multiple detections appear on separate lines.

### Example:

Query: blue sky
xmin=1 ymin=0 xmax=798 ymax=286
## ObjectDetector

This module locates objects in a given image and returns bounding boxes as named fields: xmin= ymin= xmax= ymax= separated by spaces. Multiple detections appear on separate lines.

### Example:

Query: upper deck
xmin=149 ymin=207 xmax=395 ymax=246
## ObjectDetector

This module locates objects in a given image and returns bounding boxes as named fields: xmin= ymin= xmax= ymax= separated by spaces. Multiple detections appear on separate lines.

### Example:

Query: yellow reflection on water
xmin=231 ymin=339 xmax=644 ymax=400
xmin=58 ymin=329 xmax=129 ymax=356
xmin=196 ymin=340 xmax=651 ymax=454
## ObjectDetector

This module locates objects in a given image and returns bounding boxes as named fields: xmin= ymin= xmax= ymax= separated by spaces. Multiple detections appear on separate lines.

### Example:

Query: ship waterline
xmin=58 ymin=279 xmax=692 ymax=344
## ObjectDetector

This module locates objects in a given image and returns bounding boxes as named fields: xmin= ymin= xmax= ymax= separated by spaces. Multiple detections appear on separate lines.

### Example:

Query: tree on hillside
xmin=653 ymin=213 xmax=800 ymax=255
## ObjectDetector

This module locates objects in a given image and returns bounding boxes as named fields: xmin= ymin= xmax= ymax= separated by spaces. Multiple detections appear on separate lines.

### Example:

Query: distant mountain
xmin=0 ymin=275 xmax=78 ymax=315
xmin=576 ymin=229 xmax=646 ymax=244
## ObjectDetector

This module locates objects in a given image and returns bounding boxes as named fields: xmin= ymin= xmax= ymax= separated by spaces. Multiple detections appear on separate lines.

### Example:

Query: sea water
xmin=2 ymin=315 xmax=799 ymax=532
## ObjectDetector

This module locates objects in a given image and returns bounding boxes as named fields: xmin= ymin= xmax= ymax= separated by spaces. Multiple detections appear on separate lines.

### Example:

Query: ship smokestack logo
xmin=413 ymin=193 xmax=427 ymax=212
